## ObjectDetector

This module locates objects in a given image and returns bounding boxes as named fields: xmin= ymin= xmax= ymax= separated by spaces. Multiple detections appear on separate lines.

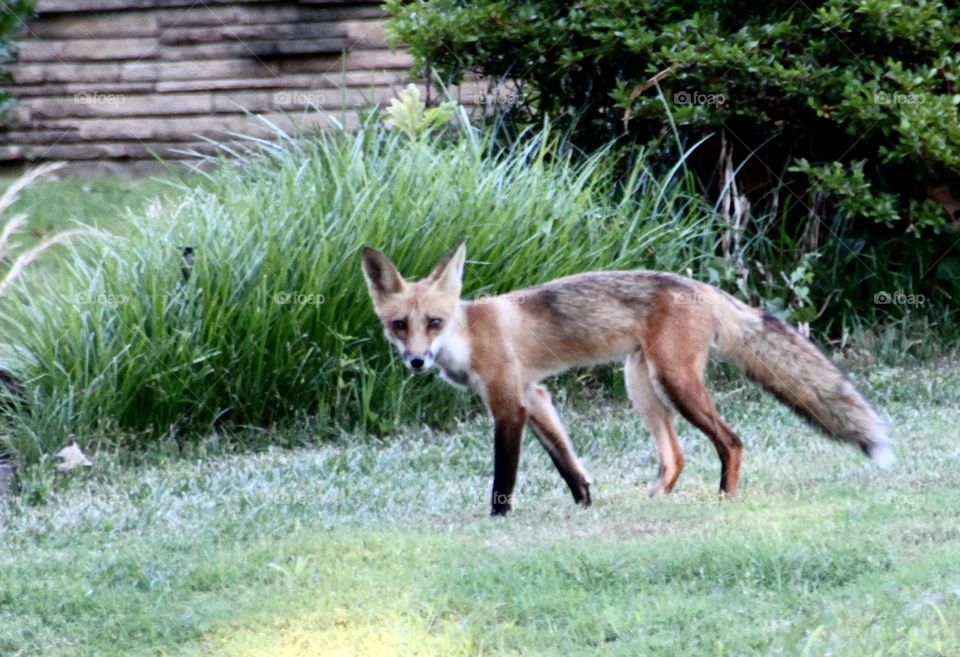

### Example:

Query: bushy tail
xmin=713 ymin=297 xmax=893 ymax=467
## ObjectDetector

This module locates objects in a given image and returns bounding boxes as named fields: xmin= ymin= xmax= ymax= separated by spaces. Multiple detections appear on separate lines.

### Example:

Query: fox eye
xmin=427 ymin=317 xmax=444 ymax=330
xmin=390 ymin=319 xmax=408 ymax=333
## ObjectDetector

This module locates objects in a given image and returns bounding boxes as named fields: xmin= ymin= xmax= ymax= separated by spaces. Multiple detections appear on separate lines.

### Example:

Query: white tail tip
xmin=869 ymin=443 xmax=896 ymax=469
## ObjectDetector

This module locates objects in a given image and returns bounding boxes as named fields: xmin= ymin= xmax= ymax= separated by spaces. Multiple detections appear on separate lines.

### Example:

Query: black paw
xmin=491 ymin=491 xmax=512 ymax=516
xmin=574 ymin=482 xmax=592 ymax=507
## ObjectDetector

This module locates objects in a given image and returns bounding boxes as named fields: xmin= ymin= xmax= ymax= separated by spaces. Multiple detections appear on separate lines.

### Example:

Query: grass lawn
xmin=2 ymin=365 xmax=958 ymax=657
xmin=1 ymin=173 xmax=193 ymax=239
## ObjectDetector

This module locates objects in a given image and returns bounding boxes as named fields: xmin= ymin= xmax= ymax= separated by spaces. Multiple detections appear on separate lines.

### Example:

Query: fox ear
xmin=361 ymin=246 xmax=405 ymax=299
xmin=427 ymin=239 xmax=467 ymax=295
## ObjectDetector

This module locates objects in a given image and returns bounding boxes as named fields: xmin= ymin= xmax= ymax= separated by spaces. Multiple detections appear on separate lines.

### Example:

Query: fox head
xmin=361 ymin=240 xmax=466 ymax=373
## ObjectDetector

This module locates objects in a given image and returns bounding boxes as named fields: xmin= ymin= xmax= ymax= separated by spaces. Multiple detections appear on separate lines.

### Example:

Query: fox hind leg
xmin=649 ymin=358 xmax=744 ymax=496
xmin=624 ymin=352 xmax=685 ymax=497
xmin=640 ymin=314 xmax=745 ymax=497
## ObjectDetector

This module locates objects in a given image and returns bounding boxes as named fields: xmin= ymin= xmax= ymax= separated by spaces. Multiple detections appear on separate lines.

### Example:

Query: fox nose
xmin=410 ymin=357 xmax=425 ymax=371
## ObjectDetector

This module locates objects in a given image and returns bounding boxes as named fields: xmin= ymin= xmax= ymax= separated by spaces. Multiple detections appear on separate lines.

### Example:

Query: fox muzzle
xmin=402 ymin=350 xmax=435 ymax=373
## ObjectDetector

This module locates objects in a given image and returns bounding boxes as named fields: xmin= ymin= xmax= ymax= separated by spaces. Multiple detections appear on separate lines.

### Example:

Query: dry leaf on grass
xmin=56 ymin=442 xmax=92 ymax=473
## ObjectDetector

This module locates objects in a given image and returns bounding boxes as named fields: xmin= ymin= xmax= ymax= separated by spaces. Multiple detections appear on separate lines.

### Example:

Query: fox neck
xmin=433 ymin=302 xmax=473 ymax=389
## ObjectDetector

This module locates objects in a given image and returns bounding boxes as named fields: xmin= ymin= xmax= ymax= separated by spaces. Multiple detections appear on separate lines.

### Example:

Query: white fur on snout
xmin=386 ymin=331 xmax=436 ymax=372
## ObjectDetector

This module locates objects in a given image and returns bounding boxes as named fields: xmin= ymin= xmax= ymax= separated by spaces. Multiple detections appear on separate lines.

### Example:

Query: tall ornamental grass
xmin=0 ymin=122 xmax=715 ymax=463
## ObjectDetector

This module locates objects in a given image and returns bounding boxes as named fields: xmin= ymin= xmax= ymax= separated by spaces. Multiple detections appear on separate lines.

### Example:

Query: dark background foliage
xmin=0 ymin=0 xmax=34 ymax=113
xmin=387 ymin=0 xmax=960 ymax=331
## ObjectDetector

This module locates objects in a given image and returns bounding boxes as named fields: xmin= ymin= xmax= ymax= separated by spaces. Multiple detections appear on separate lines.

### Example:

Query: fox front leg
xmin=524 ymin=384 xmax=591 ymax=506
xmin=490 ymin=410 xmax=526 ymax=516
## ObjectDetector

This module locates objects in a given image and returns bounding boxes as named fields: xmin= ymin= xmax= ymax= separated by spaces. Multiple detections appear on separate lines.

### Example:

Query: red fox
xmin=361 ymin=240 xmax=893 ymax=515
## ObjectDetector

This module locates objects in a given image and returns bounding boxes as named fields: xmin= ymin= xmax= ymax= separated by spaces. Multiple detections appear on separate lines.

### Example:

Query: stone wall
xmin=0 ymin=0 xmax=425 ymax=173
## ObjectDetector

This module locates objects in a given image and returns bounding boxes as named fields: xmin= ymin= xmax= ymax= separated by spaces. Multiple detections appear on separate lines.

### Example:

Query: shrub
xmin=386 ymin=0 xmax=960 ymax=321
xmin=0 ymin=119 xmax=715 ymax=463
